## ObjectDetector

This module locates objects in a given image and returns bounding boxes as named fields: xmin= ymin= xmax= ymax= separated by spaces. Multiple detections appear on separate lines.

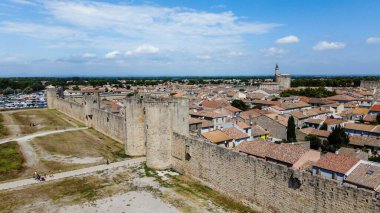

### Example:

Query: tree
xmin=326 ymin=125 xmax=349 ymax=152
xmin=3 ymin=87 xmax=14 ymax=95
xmin=231 ymin=100 xmax=248 ymax=111
xmin=320 ymin=123 xmax=328 ymax=130
xmin=305 ymin=135 xmax=321 ymax=150
xmin=287 ymin=116 xmax=297 ymax=142
xmin=23 ymin=86 xmax=33 ymax=94
xmin=72 ymin=85 xmax=80 ymax=91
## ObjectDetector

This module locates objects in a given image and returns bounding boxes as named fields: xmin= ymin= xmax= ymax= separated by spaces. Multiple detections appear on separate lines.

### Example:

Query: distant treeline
xmin=0 ymin=76 xmax=379 ymax=94
xmin=280 ymin=87 xmax=336 ymax=98
xmin=291 ymin=76 xmax=379 ymax=87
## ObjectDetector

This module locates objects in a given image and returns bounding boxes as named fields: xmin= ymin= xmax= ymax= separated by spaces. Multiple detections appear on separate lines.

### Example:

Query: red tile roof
xmin=234 ymin=140 xmax=275 ymax=158
xmin=314 ymin=153 xmax=360 ymax=174
xmin=266 ymin=144 xmax=310 ymax=165
xmin=200 ymin=100 xmax=223 ymax=109
xmin=370 ymin=104 xmax=380 ymax=112
xmin=224 ymin=105 xmax=242 ymax=112
xmin=222 ymin=127 xmax=249 ymax=140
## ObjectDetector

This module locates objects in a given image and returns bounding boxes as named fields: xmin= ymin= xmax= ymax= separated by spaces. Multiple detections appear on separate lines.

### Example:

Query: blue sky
xmin=0 ymin=0 xmax=379 ymax=77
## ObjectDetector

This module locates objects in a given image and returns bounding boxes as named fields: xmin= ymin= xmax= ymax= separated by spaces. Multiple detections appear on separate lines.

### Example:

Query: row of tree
xmin=280 ymin=87 xmax=336 ymax=98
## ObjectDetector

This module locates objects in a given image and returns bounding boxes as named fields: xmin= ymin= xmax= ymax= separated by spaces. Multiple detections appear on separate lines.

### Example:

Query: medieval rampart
xmin=172 ymin=133 xmax=380 ymax=213
xmin=46 ymin=87 xmax=380 ymax=212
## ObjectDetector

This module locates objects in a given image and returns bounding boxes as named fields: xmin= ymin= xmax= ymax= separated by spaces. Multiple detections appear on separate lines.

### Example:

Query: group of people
xmin=33 ymin=171 xmax=54 ymax=182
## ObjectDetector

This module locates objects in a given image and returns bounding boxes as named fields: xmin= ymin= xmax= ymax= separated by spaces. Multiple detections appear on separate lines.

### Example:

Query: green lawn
xmin=0 ymin=142 xmax=25 ymax=181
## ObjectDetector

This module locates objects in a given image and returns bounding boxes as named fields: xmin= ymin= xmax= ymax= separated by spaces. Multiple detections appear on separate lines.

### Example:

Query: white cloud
xmin=366 ymin=37 xmax=380 ymax=44
xmin=260 ymin=47 xmax=286 ymax=57
xmin=81 ymin=53 xmax=96 ymax=58
xmin=125 ymin=44 xmax=159 ymax=56
xmin=197 ymin=55 xmax=211 ymax=60
xmin=0 ymin=21 xmax=85 ymax=40
xmin=313 ymin=41 xmax=346 ymax=51
xmin=276 ymin=35 xmax=300 ymax=44
xmin=104 ymin=51 xmax=121 ymax=59
xmin=227 ymin=51 xmax=243 ymax=56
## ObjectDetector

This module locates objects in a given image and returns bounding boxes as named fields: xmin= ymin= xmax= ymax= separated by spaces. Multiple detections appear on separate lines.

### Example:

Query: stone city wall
xmin=53 ymin=98 xmax=85 ymax=122
xmin=91 ymin=108 xmax=126 ymax=143
xmin=171 ymin=133 xmax=380 ymax=213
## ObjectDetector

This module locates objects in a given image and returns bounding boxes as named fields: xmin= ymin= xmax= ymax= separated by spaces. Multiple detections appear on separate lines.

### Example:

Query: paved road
xmin=0 ymin=127 xmax=88 ymax=144
xmin=0 ymin=157 xmax=146 ymax=191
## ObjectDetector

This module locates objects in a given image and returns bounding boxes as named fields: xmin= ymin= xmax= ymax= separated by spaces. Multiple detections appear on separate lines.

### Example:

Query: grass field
xmin=5 ymin=109 xmax=84 ymax=135
xmin=0 ymin=113 xmax=9 ymax=139
xmin=31 ymin=129 xmax=127 ymax=162
xmin=0 ymin=169 xmax=132 ymax=213
xmin=0 ymin=142 xmax=25 ymax=181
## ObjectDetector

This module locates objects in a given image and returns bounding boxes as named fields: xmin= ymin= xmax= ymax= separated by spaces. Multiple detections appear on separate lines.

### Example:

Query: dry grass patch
xmin=0 ymin=169 xmax=133 ymax=213
xmin=31 ymin=129 xmax=127 ymax=162
xmin=8 ymin=109 xmax=82 ymax=134
xmin=0 ymin=113 xmax=9 ymax=138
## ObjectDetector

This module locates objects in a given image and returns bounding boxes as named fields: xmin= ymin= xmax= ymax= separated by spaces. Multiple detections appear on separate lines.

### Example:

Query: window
xmin=185 ymin=145 xmax=191 ymax=161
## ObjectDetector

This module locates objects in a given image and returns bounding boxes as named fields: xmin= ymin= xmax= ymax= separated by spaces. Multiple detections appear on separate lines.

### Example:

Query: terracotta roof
xmin=344 ymin=123 xmax=377 ymax=132
xmin=222 ymin=127 xmax=249 ymax=140
xmin=200 ymin=100 xmax=223 ymax=109
xmin=251 ymin=125 xmax=269 ymax=136
xmin=327 ymin=95 xmax=357 ymax=101
xmin=236 ymin=121 xmax=250 ymax=129
xmin=252 ymin=100 xmax=281 ymax=106
xmin=308 ymin=98 xmax=336 ymax=105
xmin=304 ymin=118 xmax=324 ymax=125
xmin=324 ymin=118 xmax=345 ymax=125
xmin=352 ymin=107 xmax=370 ymax=115
xmin=344 ymin=102 xmax=359 ymax=108
xmin=369 ymin=104 xmax=380 ymax=112
xmin=345 ymin=163 xmax=380 ymax=190
xmin=314 ymin=153 xmax=360 ymax=174
xmin=239 ymin=109 xmax=262 ymax=120
xmin=266 ymin=144 xmax=310 ymax=165
xmin=363 ymin=114 xmax=377 ymax=122
xmin=301 ymin=127 xmax=331 ymax=138
xmin=349 ymin=135 xmax=380 ymax=148
xmin=224 ymin=105 xmax=242 ymax=113
xmin=234 ymin=140 xmax=275 ymax=158
xmin=189 ymin=118 xmax=202 ymax=124
xmin=190 ymin=110 xmax=225 ymax=119
xmin=264 ymin=114 xmax=288 ymax=126
xmin=201 ymin=120 xmax=213 ymax=128
xmin=290 ymin=108 xmax=330 ymax=120
xmin=247 ymin=93 xmax=266 ymax=100
xmin=277 ymin=101 xmax=310 ymax=110
xmin=201 ymin=130 xmax=232 ymax=143
xmin=299 ymin=96 xmax=311 ymax=103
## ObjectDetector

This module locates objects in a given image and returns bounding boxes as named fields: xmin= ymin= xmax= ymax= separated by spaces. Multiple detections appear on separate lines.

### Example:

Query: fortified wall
xmin=46 ymin=87 xmax=379 ymax=213
xmin=360 ymin=80 xmax=380 ymax=89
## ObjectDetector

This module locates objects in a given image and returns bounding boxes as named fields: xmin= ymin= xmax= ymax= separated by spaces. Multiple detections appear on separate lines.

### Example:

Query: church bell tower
xmin=274 ymin=64 xmax=280 ymax=82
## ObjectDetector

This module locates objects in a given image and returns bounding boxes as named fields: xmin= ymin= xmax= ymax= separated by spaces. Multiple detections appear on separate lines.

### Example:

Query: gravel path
xmin=0 ymin=127 xmax=88 ymax=145
xmin=0 ymin=157 xmax=146 ymax=191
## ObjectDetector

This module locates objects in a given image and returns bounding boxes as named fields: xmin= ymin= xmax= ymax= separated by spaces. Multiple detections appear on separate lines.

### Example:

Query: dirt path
xmin=1 ymin=112 xmax=22 ymax=137
xmin=0 ymin=127 xmax=88 ymax=145
xmin=0 ymin=127 xmax=88 ymax=170
xmin=0 ymin=157 xmax=146 ymax=191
